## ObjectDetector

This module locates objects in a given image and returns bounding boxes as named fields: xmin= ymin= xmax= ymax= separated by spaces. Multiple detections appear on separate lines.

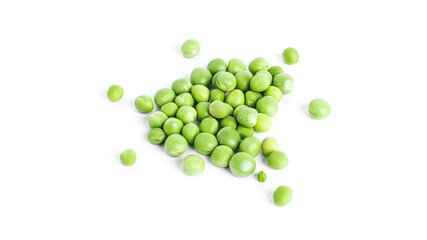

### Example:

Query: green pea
xmin=220 ymin=116 xmax=238 ymax=129
xmin=154 ymin=88 xmax=175 ymax=107
xmin=190 ymin=67 xmax=212 ymax=87
xmin=147 ymin=128 xmax=166 ymax=145
xmin=261 ymin=137 xmax=279 ymax=156
xmin=200 ymin=117 xmax=219 ymax=135
xmin=165 ymin=134 xmax=188 ymax=157
xmin=237 ymin=125 xmax=254 ymax=139
xmin=258 ymin=171 xmax=266 ymax=182
xmin=107 ymin=85 xmax=124 ymax=102
xmin=273 ymin=74 xmax=294 ymax=94
xmin=248 ymin=58 xmax=269 ymax=74
xmin=225 ymin=89 xmax=244 ymax=108
xmin=171 ymin=78 xmax=192 ymax=95
xmin=282 ymin=47 xmax=299 ymax=65
xmin=207 ymin=58 xmax=227 ymax=75
xmin=227 ymin=58 xmax=246 ymax=75
xmin=254 ymin=113 xmax=271 ymax=132
xmin=161 ymin=102 xmax=179 ymax=117
xmin=195 ymin=102 xmax=211 ymax=121
xmin=256 ymin=96 xmax=278 ymax=117
xmin=233 ymin=105 xmax=248 ymax=118
xmin=264 ymin=86 xmax=282 ymax=102
xmin=236 ymin=107 xmax=258 ymax=128
xmin=273 ymin=186 xmax=293 ymax=207
xmin=267 ymin=151 xmax=288 ymax=169
xmin=229 ymin=152 xmax=256 ymax=177
xmin=148 ymin=111 xmax=168 ymax=128
xmin=211 ymin=145 xmax=234 ymax=167
xmin=250 ymin=70 xmax=272 ymax=92
xmin=182 ymin=154 xmax=205 ymax=176
xmin=175 ymin=93 xmax=195 ymax=107
xmin=216 ymin=126 xmax=241 ymax=151
xmin=268 ymin=66 xmax=284 ymax=78
xmin=176 ymin=106 xmax=197 ymax=124
xmin=245 ymin=91 xmax=262 ymax=108
xmin=214 ymin=71 xmax=236 ymax=92
xmin=194 ymin=132 xmax=218 ymax=155
xmin=210 ymin=89 xmax=225 ymax=102
xmin=235 ymin=71 xmax=253 ymax=92
xmin=120 ymin=149 xmax=136 ymax=166
xmin=190 ymin=85 xmax=210 ymax=102
xmin=181 ymin=39 xmax=200 ymax=58
xmin=308 ymin=99 xmax=331 ymax=119
xmin=182 ymin=123 xmax=199 ymax=144
xmin=134 ymin=94 xmax=154 ymax=113
xmin=163 ymin=117 xmax=184 ymax=135
xmin=209 ymin=101 xmax=233 ymax=119
xmin=238 ymin=136 xmax=260 ymax=158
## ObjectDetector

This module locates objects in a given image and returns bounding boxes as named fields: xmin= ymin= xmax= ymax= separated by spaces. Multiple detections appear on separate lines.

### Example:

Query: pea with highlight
xmin=248 ymin=57 xmax=269 ymax=74
xmin=227 ymin=58 xmax=246 ymax=75
xmin=308 ymin=99 xmax=331 ymax=119
xmin=207 ymin=58 xmax=227 ymax=75
xmin=190 ymin=67 xmax=212 ymax=87
xmin=107 ymin=85 xmax=124 ymax=102
xmin=282 ymin=47 xmax=299 ymax=65
xmin=134 ymin=94 xmax=154 ymax=113
xmin=182 ymin=154 xmax=205 ymax=176
xmin=165 ymin=134 xmax=188 ymax=157
xmin=154 ymin=88 xmax=175 ymax=107
xmin=120 ymin=149 xmax=136 ymax=166
xmin=181 ymin=39 xmax=200 ymax=58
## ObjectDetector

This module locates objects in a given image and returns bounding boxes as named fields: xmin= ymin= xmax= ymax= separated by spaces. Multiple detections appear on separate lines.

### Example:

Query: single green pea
xmin=210 ymin=89 xmax=225 ymax=102
xmin=194 ymin=132 xmax=218 ymax=155
xmin=147 ymin=128 xmax=166 ymax=145
xmin=282 ymin=47 xmax=299 ymax=65
xmin=233 ymin=105 xmax=248 ymax=118
xmin=163 ymin=117 xmax=184 ymax=135
xmin=154 ymin=88 xmax=176 ymax=107
xmin=195 ymin=102 xmax=211 ymax=121
xmin=161 ymin=102 xmax=179 ymax=117
xmin=273 ymin=186 xmax=293 ymax=207
xmin=254 ymin=113 xmax=272 ymax=132
xmin=181 ymin=123 xmax=199 ymax=144
xmin=190 ymin=67 xmax=212 ymax=87
xmin=176 ymin=106 xmax=197 ymax=124
xmin=209 ymin=100 xmax=233 ymax=119
xmin=258 ymin=171 xmax=267 ymax=182
xmin=181 ymin=39 xmax=200 ymax=58
xmin=171 ymin=78 xmax=192 ymax=95
xmin=175 ymin=93 xmax=195 ymax=107
xmin=250 ymin=70 xmax=272 ymax=92
xmin=216 ymin=126 xmax=241 ymax=151
xmin=211 ymin=145 xmax=234 ymax=168
xmin=261 ymin=137 xmax=279 ymax=156
xmin=308 ymin=99 xmax=331 ymax=119
xmin=268 ymin=66 xmax=284 ymax=78
xmin=214 ymin=71 xmax=236 ymax=92
xmin=236 ymin=107 xmax=258 ymax=128
xmin=148 ymin=111 xmax=168 ymax=128
xmin=227 ymin=58 xmax=246 ymax=75
xmin=207 ymin=58 xmax=227 ymax=75
xmin=107 ymin=85 xmax=124 ymax=102
xmin=182 ymin=154 xmax=205 ymax=176
xmin=238 ymin=136 xmax=261 ymax=158
xmin=134 ymin=94 xmax=154 ymax=113
xmin=237 ymin=125 xmax=254 ymax=139
xmin=248 ymin=58 xmax=269 ymax=74
xmin=120 ymin=149 xmax=136 ymax=166
xmin=220 ymin=116 xmax=238 ymax=129
xmin=264 ymin=86 xmax=282 ymax=102
xmin=190 ymin=85 xmax=210 ymax=102
xmin=165 ymin=134 xmax=188 ymax=157
xmin=229 ymin=152 xmax=256 ymax=177
xmin=235 ymin=71 xmax=253 ymax=92
xmin=256 ymin=96 xmax=278 ymax=117
xmin=273 ymin=74 xmax=294 ymax=94
xmin=200 ymin=117 xmax=219 ymax=135
xmin=267 ymin=151 xmax=288 ymax=169
xmin=225 ymin=89 xmax=245 ymax=108
xmin=245 ymin=91 xmax=262 ymax=108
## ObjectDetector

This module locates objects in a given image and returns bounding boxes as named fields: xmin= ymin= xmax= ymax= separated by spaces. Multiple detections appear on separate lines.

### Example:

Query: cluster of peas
xmin=107 ymin=40 xmax=331 ymax=207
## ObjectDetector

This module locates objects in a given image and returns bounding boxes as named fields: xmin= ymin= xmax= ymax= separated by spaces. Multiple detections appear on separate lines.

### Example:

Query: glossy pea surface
xmin=211 ymin=145 xmax=234 ymax=167
xmin=209 ymin=101 xmax=233 ymax=119
xmin=237 ymin=125 xmax=254 ymax=139
xmin=175 ymin=93 xmax=194 ymax=107
xmin=210 ymin=89 xmax=225 ymax=102
xmin=308 ymin=99 xmax=331 ymax=119
xmin=282 ymin=47 xmax=299 ymax=65
xmin=229 ymin=152 xmax=256 ymax=177
xmin=163 ymin=117 xmax=184 ymax=135
xmin=264 ymin=86 xmax=283 ymax=102
xmin=273 ymin=74 xmax=294 ymax=94
xmin=154 ymin=88 xmax=175 ymax=107
xmin=216 ymin=127 xmax=241 ymax=151
xmin=273 ymin=186 xmax=293 ymax=207
xmin=190 ymin=67 xmax=212 ymax=87
xmin=235 ymin=71 xmax=253 ymax=92
xmin=237 ymin=107 xmax=258 ymax=128
xmin=225 ymin=89 xmax=244 ymax=108
xmin=181 ymin=39 xmax=200 ymax=58
xmin=165 ymin=134 xmax=188 ymax=157
xmin=107 ymin=85 xmax=124 ymax=102
xmin=182 ymin=154 xmax=205 ymax=176
xmin=245 ymin=91 xmax=262 ymax=108
xmin=256 ymin=96 xmax=278 ymax=117
xmin=258 ymin=171 xmax=267 ymax=182
xmin=207 ymin=58 xmax=227 ymax=75
xmin=195 ymin=102 xmax=211 ymax=120
xmin=147 ymin=128 xmax=166 ymax=145
xmin=220 ymin=116 xmax=238 ymax=129
xmin=176 ymin=106 xmax=197 ymax=124
xmin=250 ymin=70 xmax=272 ymax=92
xmin=200 ymin=117 xmax=219 ymax=135
xmin=134 ymin=94 xmax=154 ymax=113
xmin=171 ymin=78 xmax=192 ymax=95
xmin=214 ymin=71 xmax=236 ymax=92
xmin=194 ymin=132 xmax=218 ymax=155
xmin=248 ymin=58 xmax=269 ymax=74
xmin=190 ymin=85 xmax=210 ymax=102
xmin=227 ymin=58 xmax=246 ymax=75
xmin=267 ymin=151 xmax=288 ymax=169
xmin=161 ymin=102 xmax=179 ymax=117
xmin=268 ymin=66 xmax=284 ymax=78
xmin=239 ymin=136 xmax=261 ymax=158
xmin=261 ymin=137 xmax=279 ymax=156
xmin=148 ymin=111 xmax=168 ymax=128
xmin=182 ymin=123 xmax=199 ymax=144
xmin=254 ymin=113 xmax=271 ymax=132
xmin=120 ymin=149 xmax=136 ymax=166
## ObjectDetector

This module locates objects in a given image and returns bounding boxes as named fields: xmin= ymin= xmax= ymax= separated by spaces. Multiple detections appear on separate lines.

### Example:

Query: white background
xmin=1 ymin=0 xmax=426 ymax=239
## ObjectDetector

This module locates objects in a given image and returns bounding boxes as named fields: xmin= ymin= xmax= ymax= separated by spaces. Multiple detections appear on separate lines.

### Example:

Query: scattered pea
xmin=227 ymin=58 xmax=246 ymax=75
xmin=273 ymin=74 xmax=294 ymax=94
xmin=282 ymin=47 xmax=299 ymax=65
xmin=229 ymin=152 xmax=256 ymax=177
xmin=147 ymin=128 xmax=166 ymax=145
xmin=207 ymin=58 xmax=227 ymax=75
xmin=181 ymin=39 xmax=200 ymax=58
xmin=308 ymin=99 xmax=331 ymax=119
xmin=107 ymin=85 xmax=124 ymax=102
xmin=165 ymin=134 xmax=188 ymax=157
xmin=261 ymin=137 xmax=279 ymax=156
xmin=258 ymin=171 xmax=267 ymax=182
xmin=267 ymin=151 xmax=288 ymax=169
xmin=254 ymin=113 xmax=272 ymax=132
xmin=182 ymin=123 xmax=199 ymax=144
xmin=154 ymin=88 xmax=175 ymax=107
xmin=248 ymin=58 xmax=269 ymax=74
xmin=211 ymin=145 xmax=234 ymax=167
xmin=148 ymin=111 xmax=168 ymax=128
xmin=238 ymin=136 xmax=261 ymax=158
xmin=120 ymin=149 xmax=136 ymax=166
xmin=256 ymin=96 xmax=278 ymax=117
xmin=134 ymin=94 xmax=154 ymax=113
xmin=194 ymin=132 xmax=218 ymax=155
xmin=182 ymin=154 xmax=205 ymax=176
xmin=273 ymin=185 xmax=293 ymax=207
xmin=171 ymin=78 xmax=192 ymax=95
xmin=190 ymin=67 xmax=212 ymax=87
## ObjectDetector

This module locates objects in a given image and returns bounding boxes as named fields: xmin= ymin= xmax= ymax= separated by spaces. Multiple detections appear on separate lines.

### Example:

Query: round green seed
xmin=182 ymin=154 xmax=205 ymax=176
xmin=194 ymin=132 xmax=218 ymax=155
xmin=107 ymin=85 xmax=124 ymax=102
xmin=120 ymin=149 xmax=136 ymax=166
xmin=245 ymin=91 xmax=262 ymax=108
xmin=254 ymin=113 xmax=272 ymax=132
xmin=211 ymin=145 xmax=234 ymax=168
xmin=175 ymin=93 xmax=194 ymax=107
xmin=171 ymin=78 xmax=192 ymax=95
xmin=216 ymin=127 xmax=241 ymax=151
xmin=267 ymin=151 xmax=288 ymax=169
xmin=190 ymin=67 xmax=212 ymax=87
xmin=273 ymin=74 xmax=294 ymax=94
xmin=258 ymin=171 xmax=267 ymax=182
xmin=238 ymin=136 xmax=261 ymax=158
xmin=227 ymin=58 xmax=246 ymax=75
xmin=209 ymin=101 xmax=233 ymax=119
xmin=182 ymin=123 xmax=199 ymax=144
xmin=148 ymin=111 xmax=168 ymax=128
xmin=261 ymin=137 xmax=279 ymax=156
xmin=273 ymin=186 xmax=293 ymax=207
xmin=181 ymin=39 xmax=200 ymax=58
xmin=225 ymin=89 xmax=245 ymax=108
xmin=190 ymin=85 xmax=210 ymax=102
xmin=207 ymin=58 xmax=227 ymax=75
xmin=256 ymin=96 xmax=278 ymax=117
xmin=308 ymin=99 xmax=331 ymax=119
xmin=200 ymin=117 xmax=219 ymax=135
xmin=176 ymin=106 xmax=197 ymax=124
xmin=237 ymin=125 xmax=254 ymax=139
xmin=264 ymin=86 xmax=283 ymax=102
xmin=250 ymin=70 xmax=272 ymax=92
xmin=161 ymin=102 xmax=179 ymax=117
xmin=235 ymin=71 xmax=253 ymax=92
xmin=229 ymin=152 xmax=256 ymax=177
xmin=195 ymin=102 xmax=211 ymax=121
xmin=282 ymin=47 xmax=299 ymax=65
xmin=233 ymin=105 xmax=248 ymax=118
xmin=268 ymin=66 xmax=284 ymax=78
xmin=165 ymin=134 xmax=188 ymax=157
xmin=220 ymin=116 xmax=238 ymax=129
xmin=163 ymin=117 xmax=184 ymax=135
xmin=248 ymin=58 xmax=269 ymax=74
xmin=134 ymin=94 xmax=154 ymax=113
xmin=214 ymin=71 xmax=236 ymax=92
xmin=147 ymin=128 xmax=166 ymax=145
xmin=236 ymin=107 xmax=258 ymax=128
xmin=210 ymin=89 xmax=225 ymax=102
xmin=154 ymin=88 xmax=175 ymax=107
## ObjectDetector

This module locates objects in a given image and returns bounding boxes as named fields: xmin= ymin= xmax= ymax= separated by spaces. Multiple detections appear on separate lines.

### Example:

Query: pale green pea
xmin=176 ymin=106 xmax=197 ymax=124
xmin=200 ymin=117 xmax=219 ymax=135
xmin=250 ymin=70 xmax=272 ymax=92
xmin=154 ymin=88 xmax=175 ymax=107
xmin=229 ymin=152 xmax=256 ymax=177
xmin=163 ymin=117 xmax=184 ymax=135
xmin=256 ymin=96 xmax=278 ymax=117
xmin=107 ymin=85 xmax=124 ymax=102
xmin=161 ymin=102 xmax=179 ymax=117
xmin=237 ymin=125 xmax=254 ymax=139
xmin=264 ymin=86 xmax=282 ymax=102
xmin=175 ymin=93 xmax=195 ymax=107
xmin=190 ymin=67 xmax=212 ymax=87
xmin=181 ymin=39 xmax=200 ymax=58
xmin=210 ymin=89 xmax=225 ymax=102
xmin=308 ymin=99 xmax=331 ymax=119
xmin=190 ymin=85 xmax=210 ymax=102
xmin=254 ymin=113 xmax=272 ymax=132
xmin=227 ymin=58 xmax=246 ymax=75
xmin=182 ymin=154 xmax=205 ymax=176
xmin=261 ymin=137 xmax=279 ymax=156
xmin=147 ymin=128 xmax=166 ymax=145
xmin=194 ymin=132 xmax=218 ymax=155
xmin=267 ymin=151 xmax=288 ymax=169
xmin=182 ymin=123 xmax=199 ymax=144
xmin=273 ymin=74 xmax=294 ymax=94
xmin=220 ymin=116 xmax=238 ymax=129
xmin=235 ymin=71 xmax=253 ymax=92
xmin=214 ymin=71 xmax=236 ymax=92
xmin=236 ymin=107 xmax=258 ymax=128
xmin=134 ymin=94 xmax=154 ymax=113
xmin=195 ymin=102 xmax=211 ymax=121
xmin=148 ymin=111 xmax=168 ymax=128
xmin=165 ymin=134 xmax=188 ymax=157
xmin=211 ymin=145 xmax=234 ymax=167
xmin=268 ymin=66 xmax=284 ymax=78
xmin=171 ymin=78 xmax=192 ymax=95
xmin=209 ymin=101 xmax=233 ymax=119
xmin=245 ymin=91 xmax=262 ymax=108
xmin=258 ymin=171 xmax=266 ymax=182
xmin=232 ymin=105 xmax=248 ymax=118
xmin=273 ymin=186 xmax=293 ymax=207
xmin=207 ymin=58 xmax=227 ymax=75
xmin=248 ymin=58 xmax=269 ymax=74
xmin=238 ymin=136 xmax=261 ymax=158
xmin=225 ymin=89 xmax=245 ymax=108
xmin=216 ymin=127 xmax=241 ymax=151
xmin=120 ymin=149 xmax=136 ymax=166
xmin=282 ymin=47 xmax=299 ymax=65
